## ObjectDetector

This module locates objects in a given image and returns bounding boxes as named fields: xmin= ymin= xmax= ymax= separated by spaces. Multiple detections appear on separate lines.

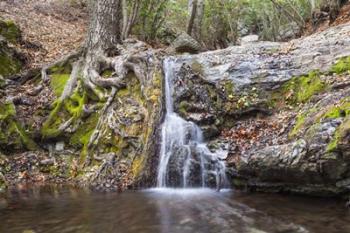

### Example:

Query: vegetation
xmin=120 ymin=0 xmax=345 ymax=48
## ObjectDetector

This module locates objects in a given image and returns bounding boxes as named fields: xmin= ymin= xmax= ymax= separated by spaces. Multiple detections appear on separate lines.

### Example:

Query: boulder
xmin=172 ymin=32 xmax=201 ymax=54
xmin=240 ymin=35 xmax=259 ymax=45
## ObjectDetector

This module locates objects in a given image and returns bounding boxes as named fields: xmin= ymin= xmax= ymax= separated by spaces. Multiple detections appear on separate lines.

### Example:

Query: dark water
xmin=0 ymin=186 xmax=349 ymax=233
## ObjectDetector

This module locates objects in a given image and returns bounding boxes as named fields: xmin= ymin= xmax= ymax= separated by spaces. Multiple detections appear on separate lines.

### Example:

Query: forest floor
xmin=0 ymin=0 xmax=88 ymax=69
xmin=303 ymin=1 xmax=350 ymax=36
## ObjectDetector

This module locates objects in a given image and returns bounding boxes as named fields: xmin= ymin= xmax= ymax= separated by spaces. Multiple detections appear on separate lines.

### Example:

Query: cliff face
xmin=169 ymin=23 xmax=350 ymax=196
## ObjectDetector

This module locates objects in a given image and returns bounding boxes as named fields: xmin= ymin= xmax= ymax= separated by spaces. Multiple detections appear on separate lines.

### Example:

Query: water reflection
xmin=0 ymin=186 xmax=349 ymax=233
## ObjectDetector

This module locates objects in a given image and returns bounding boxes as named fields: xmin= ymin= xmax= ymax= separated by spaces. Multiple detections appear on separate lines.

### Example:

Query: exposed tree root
xmin=92 ymin=152 xmax=117 ymax=182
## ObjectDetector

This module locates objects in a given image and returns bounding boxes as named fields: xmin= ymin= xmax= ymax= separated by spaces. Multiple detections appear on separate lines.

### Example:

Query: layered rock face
xmin=169 ymin=23 xmax=350 ymax=196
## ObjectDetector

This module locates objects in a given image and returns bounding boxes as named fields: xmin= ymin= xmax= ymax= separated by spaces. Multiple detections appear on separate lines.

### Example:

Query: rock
xmin=168 ymin=22 xmax=350 ymax=196
xmin=0 ymin=20 xmax=21 ymax=44
xmin=240 ymin=35 xmax=259 ymax=45
xmin=0 ymin=39 xmax=23 ymax=77
xmin=278 ymin=22 xmax=301 ymax=41
xmin=172 ymin=32 xmax=201 ymax=54
xmin=55 ymin=142 xmax=65 ymax=151
xmin=40 ymin=159 xmax=55 ymax=166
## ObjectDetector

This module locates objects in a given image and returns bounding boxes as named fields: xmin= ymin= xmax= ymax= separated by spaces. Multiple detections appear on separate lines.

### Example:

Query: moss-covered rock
xmin=0 ymin=101 xmax=37 ymax=152
xmin=0 ymin=20 xmax=21 ymax=44
xmin=330 ymin=56 xmax=350 ymax=74
xmin=0 ymin=40 xmax=22 ymax=77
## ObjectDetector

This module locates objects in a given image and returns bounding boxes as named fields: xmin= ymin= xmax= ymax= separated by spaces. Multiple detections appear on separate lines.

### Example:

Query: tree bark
xmin=187 ymin=0 xmax=197 ymax=36
xmin=187 ymin=0 xmax=204 ymax=41
xmin=85 ymin=0 xmax=122 ymax=54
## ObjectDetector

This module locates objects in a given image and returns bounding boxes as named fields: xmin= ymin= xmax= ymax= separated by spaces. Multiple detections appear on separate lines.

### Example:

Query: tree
xmin=122 ymin=0 xmax=142 ymax=39
xmin=41 ymin=0 xmax=151 ymax=165
xmin=85 ymin=0 xmax=122 ymax=54
xmin=187 ymin=0 xmax=204 ymax=40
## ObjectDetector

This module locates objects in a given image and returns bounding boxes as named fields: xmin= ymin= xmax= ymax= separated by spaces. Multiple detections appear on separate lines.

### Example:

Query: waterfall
xmin=157 ymin=58 xmax=227 ymax=189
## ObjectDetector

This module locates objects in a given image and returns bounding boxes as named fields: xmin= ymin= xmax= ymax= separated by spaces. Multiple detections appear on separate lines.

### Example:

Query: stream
xmin=1 ymin=186 xmax=350 ymax=233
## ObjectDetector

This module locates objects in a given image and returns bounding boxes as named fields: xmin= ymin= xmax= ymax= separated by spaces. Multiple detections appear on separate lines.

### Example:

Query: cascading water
xmin=157 ymin=58 xmax=227 ymax=189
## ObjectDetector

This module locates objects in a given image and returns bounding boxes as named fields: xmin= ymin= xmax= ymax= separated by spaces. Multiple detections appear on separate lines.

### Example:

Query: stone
xmin=240 ymin=35 xmax=259 ymax=45
xmin=55 ymin=142 xmax=65 ymax=151
xmin=172 ymin=32 xmax=201 ymax=54
xmin=168 ymin=22 xmax=350 ymax=196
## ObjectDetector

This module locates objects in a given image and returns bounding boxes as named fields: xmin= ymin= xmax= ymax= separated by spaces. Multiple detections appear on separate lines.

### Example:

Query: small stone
xmin=55 ymin=142 xmax=65 ymax=151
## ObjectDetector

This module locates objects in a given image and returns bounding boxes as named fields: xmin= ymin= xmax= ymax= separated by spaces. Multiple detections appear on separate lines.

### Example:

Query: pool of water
xmin=0 ymin=186 xmax=349 ymax=233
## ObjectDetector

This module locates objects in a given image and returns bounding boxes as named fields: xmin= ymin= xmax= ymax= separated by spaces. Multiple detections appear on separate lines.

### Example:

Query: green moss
xmin=70 ymin=113 xmax=98 ymax=147
xmin=0 ymin=102 xmax=37 ymax=151
xmin=327 ymin=117 xmax=350 ymax=152
xmin=280 ymin=71 xmax=327 ymax=104
xmin=0 ymin=102 xmax=16 ymax=119
xmin=0 ymin=20 xmax=21 ymax=44
xmin=330 ymin=56 xmax=350 ymax=74
xmin=323 ymin=99 xmax=350 ymax=119
xmin=49 ymin=63 xmax=72 ymax=97
xmin=41 ymin=100 xmax=65 ymax=138
xmin=42 ymin=87 xmax=87 ymax=139
xmin=179 ymin=101 xmax=190 ymax=115
xmin=101 ymin=69 xmax=113 ymax=78
xmin=0 ymin=50 xmax=21 ymax=77
xmin=224 ymin=80 xmax=235 ymax=97
xmin=50 ymin=74 xmax=70 ymax=97
xmin=289 ymin=113 xmax=307 ymax=137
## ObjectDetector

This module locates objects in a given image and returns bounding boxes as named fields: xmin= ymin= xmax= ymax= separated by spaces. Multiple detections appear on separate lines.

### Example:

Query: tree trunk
xmin=193 ymin=0 xmax=204 ymax=41
xmin=187 ymin=0 xmax=197 ymax=36
xmin=85 ymin=0 xmax=122 ymax=54
xmin=187 ymin=0 xmax=204 ymax=41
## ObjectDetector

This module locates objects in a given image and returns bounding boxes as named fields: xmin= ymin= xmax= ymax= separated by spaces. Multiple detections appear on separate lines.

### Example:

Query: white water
xmin=157 ymin=58 xmax=227 ymax=189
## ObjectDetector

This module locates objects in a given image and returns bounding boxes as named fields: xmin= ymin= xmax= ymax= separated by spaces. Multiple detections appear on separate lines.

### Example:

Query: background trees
xmin=83 ymin=0 xmax=347 ymax=49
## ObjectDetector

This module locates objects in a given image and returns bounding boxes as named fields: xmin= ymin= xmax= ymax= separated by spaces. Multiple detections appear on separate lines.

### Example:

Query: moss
xmin=179 ymin=101 xmax=190 ymax=115
xmin=0 ymin=75 xmax=5 ymax=88
xmin=132 ymin=156 xmax=144 ymax=178
xmin=224 ymin=80 xmax=235 ymax=97
xmin=70 ymin=113 xmax=99 ymax=147
xmin=42 ymin=87 xmax=87 ymax=139
xmin=330 ymin=56 xmax=350 ymax=74
xmin=0 ymin=102 xmax=37 ymax=151
xmin=0 ymin=49 xmax=21 ymax=77
xmin=191 ymin=60 xmax=204 ymax=75
xmin=50 ymin=74 xmax=70 ymax=97
xmin=273 ymin=71 xmax=327 ymax=107
xmin=323 ymin=99 xmax=350 ymax=119
xmin=0 ymin=20 xmax=21 ymax=44
xmin=327 ymin=117 xmax=350 ymax=152
xmin=41 ymin=100 xmax=65 ymax=138
xmin=289 ymin=113 xmax=307 ymax=137
xmin=101 ymin=69 xmax=113 ymax=78
xmin=49 ymin=63 xmax=72 ymax=97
